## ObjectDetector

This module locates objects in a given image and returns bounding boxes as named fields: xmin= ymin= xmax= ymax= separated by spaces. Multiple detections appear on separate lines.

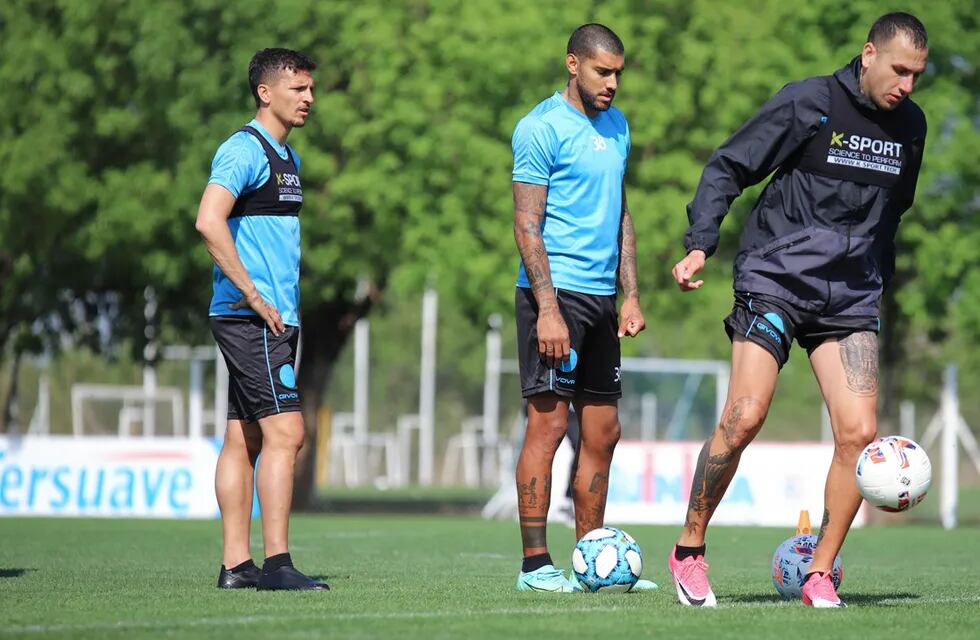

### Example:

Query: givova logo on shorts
xmin=278 ymin=364 xmax=299 ymax=401
xmin=754 ymin=312 xmax=785 ymax=345
xmin=556 ymin=348 xmax=578 ymax=385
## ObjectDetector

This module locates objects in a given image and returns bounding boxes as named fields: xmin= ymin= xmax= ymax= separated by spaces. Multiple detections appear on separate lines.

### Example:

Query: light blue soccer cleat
xmin=516 ymin=565 xmax=580 ymax=593
xmin=630 ymin=578 xmax=659 ymax=591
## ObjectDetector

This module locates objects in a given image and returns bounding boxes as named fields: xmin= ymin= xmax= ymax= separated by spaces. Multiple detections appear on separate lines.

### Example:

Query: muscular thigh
xmin=809 ymin=332 xmax=879 ymax=420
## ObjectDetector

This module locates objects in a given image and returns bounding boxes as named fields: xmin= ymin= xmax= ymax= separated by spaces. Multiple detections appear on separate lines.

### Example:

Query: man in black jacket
xmin=667 ymin=13 xmax=928 ymax=608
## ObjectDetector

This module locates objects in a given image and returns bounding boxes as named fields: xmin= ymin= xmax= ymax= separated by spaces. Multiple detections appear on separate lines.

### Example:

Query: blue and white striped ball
xmin=572 ymin=527 xmax=643 ymax=592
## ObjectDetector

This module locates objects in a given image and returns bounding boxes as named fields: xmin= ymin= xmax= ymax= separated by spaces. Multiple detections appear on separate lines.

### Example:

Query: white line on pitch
xmin=0 ymin=605 xmax=632 ymax=635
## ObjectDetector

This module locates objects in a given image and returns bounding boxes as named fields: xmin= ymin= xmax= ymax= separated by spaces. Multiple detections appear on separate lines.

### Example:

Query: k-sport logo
xmin=826 ymin=130 xmax=903 ymax=175
xmin=276 ymin=172 xmax=301 ymax=187
xmin=830 ymin=132 xmax=903 ymax=158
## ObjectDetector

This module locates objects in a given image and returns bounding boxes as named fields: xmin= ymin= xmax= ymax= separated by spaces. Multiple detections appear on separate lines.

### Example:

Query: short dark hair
xmin=248 ymin=48 xmax=316 ymax=107
xmin=567 ymin=23 xmax=624 ymax=59
xmin=867 ymin=12 xmax=927 ymax=50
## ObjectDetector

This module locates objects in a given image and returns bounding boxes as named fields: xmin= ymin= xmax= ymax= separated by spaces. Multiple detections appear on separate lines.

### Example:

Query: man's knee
xmin=834 ymin=420 xmax=877 ymax=457
xmin=260 ymin=413 xmax=306 ymax=452
xmin=719 ymin=396 xmax=769 ymax=450
xmin=524 ymin=416 xmax=569 ymax=458
xmin=582 ymin=420 xmax=620 ymax=455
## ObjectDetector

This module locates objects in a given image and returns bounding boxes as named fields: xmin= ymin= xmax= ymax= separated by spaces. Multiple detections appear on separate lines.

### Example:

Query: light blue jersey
xmin=207 ymin=119 xmax=302 ymax=326
xmin=512 ymin=92 xmax=630 ymax=295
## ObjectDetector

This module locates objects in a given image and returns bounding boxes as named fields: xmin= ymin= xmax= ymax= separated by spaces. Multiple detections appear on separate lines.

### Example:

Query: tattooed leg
xmin=572 ymin=402 xmax=621 ymax=540
xmin=680 ymin=396 xmax=767 ymax=545
xmin=817 ymin=508 xmax=830 ymax=544
xmin=838 ymin=332 xmax=879 ymax=396
xmin=808 ymin=335 xmax=879 ymax=573
xmin=516 ymin=394 xmax=570 ymax=556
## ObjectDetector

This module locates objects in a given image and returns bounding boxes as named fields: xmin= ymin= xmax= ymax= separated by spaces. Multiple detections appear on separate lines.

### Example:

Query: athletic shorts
xmin=516 ymin=287 xmax=621 ymax=401
xmin=209 ymin=316 xmax=301 ymax=422
xmin=724 ymin=291 xmax=879 ymax=369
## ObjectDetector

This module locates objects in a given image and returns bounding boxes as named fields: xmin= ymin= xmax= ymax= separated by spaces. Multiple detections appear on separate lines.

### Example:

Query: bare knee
xmin=581 ymin=420 xmax=621 ymax=456
xmin=524 ymin=414 xmax=568 ymax=459
xmin=260 ymin=414 xmax=306 ymax=454
xmin=718 ymin=397 xmax=768 ymax=450
xmin=834 ymin=421 xmax=877 ymax=459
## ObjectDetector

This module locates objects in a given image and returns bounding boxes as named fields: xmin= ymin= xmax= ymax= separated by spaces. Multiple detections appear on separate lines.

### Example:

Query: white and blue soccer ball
xmin=771 ymin=534 xmax=843 ymax=599
xmin=856 ymin=436 xmax=932 ymax=512
xmin=571 ymin=527 xmax=643 ymax=592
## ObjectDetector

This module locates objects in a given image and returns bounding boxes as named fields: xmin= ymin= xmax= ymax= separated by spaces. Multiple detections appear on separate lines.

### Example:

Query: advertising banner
xmin=0 ymin=436 xmax=221 ymax=518
xmin=605 ymin=441 xmax=866 ymax=528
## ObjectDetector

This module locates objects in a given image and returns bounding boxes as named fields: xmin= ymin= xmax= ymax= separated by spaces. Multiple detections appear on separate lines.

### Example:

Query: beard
xmin=576 ymin=82 xmax=613 ymax=112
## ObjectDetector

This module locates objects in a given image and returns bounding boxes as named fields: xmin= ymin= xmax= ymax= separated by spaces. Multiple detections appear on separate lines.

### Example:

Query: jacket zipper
xmin=762 ymin=235 xmax=812 ymax=259
xmin=822 ymin=224 xmax=852 ymax=314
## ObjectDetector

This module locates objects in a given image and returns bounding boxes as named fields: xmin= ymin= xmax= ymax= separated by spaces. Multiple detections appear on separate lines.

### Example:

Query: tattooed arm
xmin=514 ymin=181 xmax=568 ymax=369
xmin=617 ymin=184 xmax=645 ymax=337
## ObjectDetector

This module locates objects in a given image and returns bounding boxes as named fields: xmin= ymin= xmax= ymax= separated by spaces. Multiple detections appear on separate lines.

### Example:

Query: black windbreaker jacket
xmin=683 ymin=58 xmax=927 ymax=316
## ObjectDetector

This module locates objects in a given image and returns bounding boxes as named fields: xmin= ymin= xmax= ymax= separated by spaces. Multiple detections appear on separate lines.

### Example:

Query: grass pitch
xmin=1 ymin=515 xmax=978 ymax=639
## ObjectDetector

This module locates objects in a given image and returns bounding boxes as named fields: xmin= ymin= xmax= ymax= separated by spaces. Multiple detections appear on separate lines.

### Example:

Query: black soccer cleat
xmin=257 ymin=565 xmax=330 ymax=591
xmin=217 ymin=564 xmax=260 ymax=589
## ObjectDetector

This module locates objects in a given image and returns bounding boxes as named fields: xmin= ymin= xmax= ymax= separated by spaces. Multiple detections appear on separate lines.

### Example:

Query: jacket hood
xmin=834 ymin=56 xmax=879 ymax=112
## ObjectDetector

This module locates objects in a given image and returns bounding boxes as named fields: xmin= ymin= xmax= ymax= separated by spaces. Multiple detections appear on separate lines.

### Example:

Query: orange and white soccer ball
xmin=856 ymin=436 xmax=932 ymax=512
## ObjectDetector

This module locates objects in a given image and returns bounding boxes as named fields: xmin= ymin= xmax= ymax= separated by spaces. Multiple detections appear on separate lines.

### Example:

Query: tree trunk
xmin=293 ymin=287 xmax=380 ymax=509
xmin=0 ymin=348 xmax=21 ymax=434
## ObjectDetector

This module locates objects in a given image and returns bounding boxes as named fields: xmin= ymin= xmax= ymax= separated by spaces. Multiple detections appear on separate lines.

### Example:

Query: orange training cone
xmin=796 ymin=509 xmax=812 ymax=535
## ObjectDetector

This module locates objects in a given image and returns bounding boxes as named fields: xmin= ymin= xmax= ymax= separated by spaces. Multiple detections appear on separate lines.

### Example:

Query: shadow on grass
xmin=0 ymin=568 xmax=35 ymax=579
xmin=727 ymin=591 xmax=921 ymax=606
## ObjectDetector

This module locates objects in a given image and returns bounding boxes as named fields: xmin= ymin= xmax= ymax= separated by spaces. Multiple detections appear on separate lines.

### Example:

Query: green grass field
xmin=1 ymin=515 xmax=979 ymax=639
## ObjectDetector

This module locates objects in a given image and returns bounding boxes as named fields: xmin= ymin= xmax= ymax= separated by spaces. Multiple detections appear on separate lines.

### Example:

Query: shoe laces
xmin=679 ymin=556 xmax=711 ymax=592
xmin=535 ymin=567 xmax=565 ymax=581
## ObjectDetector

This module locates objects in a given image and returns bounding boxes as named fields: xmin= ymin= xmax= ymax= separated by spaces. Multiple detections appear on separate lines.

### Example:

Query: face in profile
xmin=861 ymin=32 xmax=928 ymax=111
xmin=259 ymin=68 xmax=315 ymax=127
xmin=568 ymin=48 xmax=625 ymax=114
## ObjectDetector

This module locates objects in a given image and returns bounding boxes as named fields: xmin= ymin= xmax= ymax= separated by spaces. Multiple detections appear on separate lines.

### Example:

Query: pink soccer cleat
xmin=801 ymin=571 xmax=847 ymax=608
xmin=667 ymin=545 xmax=717 ymax=607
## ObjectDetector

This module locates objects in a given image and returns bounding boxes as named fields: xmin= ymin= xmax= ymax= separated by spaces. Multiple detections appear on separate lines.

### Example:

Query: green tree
xmin=1 ymin=0 xmax=976 ymax=494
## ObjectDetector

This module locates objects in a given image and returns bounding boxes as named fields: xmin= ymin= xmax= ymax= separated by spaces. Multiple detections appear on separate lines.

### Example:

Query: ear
xmin=565 ymin=53 xmax=578 ymax=77
xmin=256 ymin=82 xmax=273 ymax=107
xmin=861 ymin=42 xmax=876 ymax=72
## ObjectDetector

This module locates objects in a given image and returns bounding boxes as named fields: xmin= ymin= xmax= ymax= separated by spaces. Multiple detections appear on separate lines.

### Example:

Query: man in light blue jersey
xmin=511 ymin=24 xmax=653 ymax=593
xmin=195 ymin=48 xmax=327 ymax=591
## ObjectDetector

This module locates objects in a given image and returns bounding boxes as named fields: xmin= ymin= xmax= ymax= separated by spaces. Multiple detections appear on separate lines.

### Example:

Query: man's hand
xmin=537 ymin=306 xmax=569 ymax=370
xmin=672 ymin=250 xmax=707 ymax=291
xmin=618 ymin=297 xmax=645 ymax=338
xmin=231 ymin=290 xmax=285 ymax=336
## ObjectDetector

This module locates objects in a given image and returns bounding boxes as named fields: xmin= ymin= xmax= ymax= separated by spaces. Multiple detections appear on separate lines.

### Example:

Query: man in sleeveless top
xmin=667 ymin=13 xmax=928 ymax=608
xmin=195 ymin=48 xmax=327 ymax=591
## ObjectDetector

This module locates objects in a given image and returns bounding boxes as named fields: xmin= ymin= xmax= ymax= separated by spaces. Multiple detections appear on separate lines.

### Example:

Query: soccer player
xmin=195 ymin=48 xmax=327 ymax=591
xmin=667 ymin=13 xmax=928 ymax=608
xmin=511 ymin=24 xmax=654 ymax=593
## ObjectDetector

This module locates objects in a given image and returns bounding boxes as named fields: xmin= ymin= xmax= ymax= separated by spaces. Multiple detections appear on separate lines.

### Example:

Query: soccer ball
xmin=771 ymin=534 xmax=843 ymax=599
xmin=571 ymin=527 xmax=642 ymax=592
xmin=856 ymin=436 xmax=932 ymax=512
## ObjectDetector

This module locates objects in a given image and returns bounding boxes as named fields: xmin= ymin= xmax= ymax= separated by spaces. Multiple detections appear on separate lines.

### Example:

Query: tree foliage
xmin=0 ymin=0 xmax=977 ymax=483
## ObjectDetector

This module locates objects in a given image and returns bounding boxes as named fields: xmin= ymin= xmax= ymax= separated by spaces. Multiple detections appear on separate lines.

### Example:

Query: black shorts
xmin=516 ymin=287 xmax=621 ymax=401
xmin=724 ymin=291 xmax=879 ymax=369
xmin=209 ymin=316 xmax=302 ymax=422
